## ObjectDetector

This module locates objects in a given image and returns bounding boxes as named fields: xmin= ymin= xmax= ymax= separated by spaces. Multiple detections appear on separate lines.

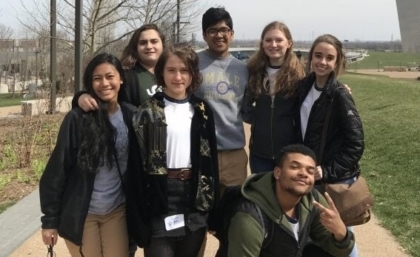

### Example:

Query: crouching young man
xmin=226 ymin=144 xmax=355 ymax=257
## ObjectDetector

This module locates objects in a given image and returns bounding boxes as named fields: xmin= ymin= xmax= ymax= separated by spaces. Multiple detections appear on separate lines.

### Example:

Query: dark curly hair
xmin=154 ymin=44 xmax=203 ymax=94
xmin=77 ymin=53 xmax=126 ymax=173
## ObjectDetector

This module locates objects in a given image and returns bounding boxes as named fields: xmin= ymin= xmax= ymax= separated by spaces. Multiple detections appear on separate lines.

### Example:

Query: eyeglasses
xmin=47 ymin=245 xmax=56 ymax=257
xmin=206 ymin=27 xmax=231 ymax=36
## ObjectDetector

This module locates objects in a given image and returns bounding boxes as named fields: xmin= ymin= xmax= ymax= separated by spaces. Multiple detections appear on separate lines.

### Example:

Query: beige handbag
xmin=324 ymin=175 xmax=374 ymax=226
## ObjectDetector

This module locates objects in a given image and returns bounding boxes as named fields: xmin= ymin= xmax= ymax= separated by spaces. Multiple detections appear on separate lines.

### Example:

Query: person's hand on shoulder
xmin=343 ymin=84 xmax=352 ymax=95
xmin=78 ymin=93 xmax=99 ymax=111
xmin=315 ymin=165 xmax=323 ymax=181
xmin=313 ymin=192 xmax=347 ymax=242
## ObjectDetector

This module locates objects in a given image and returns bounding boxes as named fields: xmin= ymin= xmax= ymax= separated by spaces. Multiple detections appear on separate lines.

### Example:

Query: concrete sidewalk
xmin=0 ymin=118 xmax=412 ymax=257
xmin=0 ymin=190 xmax=41 ymax=257
xmin=0 ymin=106 xmax=21 ymax=118
xmin=2 ymin=189 xmax=412 ymax=257
xmin=0 ymin=187 xmax=218 ymax=257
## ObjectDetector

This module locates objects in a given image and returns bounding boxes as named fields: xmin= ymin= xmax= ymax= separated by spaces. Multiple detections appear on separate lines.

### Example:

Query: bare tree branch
xmin=0 ymin=24 xmax=13 ymax=39
xmin=12 ymin=0 xmax=211 ymax=93
xmin=94 ymin=29 xmax=137 ymax=55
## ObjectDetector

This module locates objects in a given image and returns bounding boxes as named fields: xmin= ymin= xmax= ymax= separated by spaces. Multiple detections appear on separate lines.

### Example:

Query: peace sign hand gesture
xmin=313 ymin=192 xmax=348 ymax=242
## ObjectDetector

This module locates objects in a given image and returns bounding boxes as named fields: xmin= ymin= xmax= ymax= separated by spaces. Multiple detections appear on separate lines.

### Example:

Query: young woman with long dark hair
xmin=40 ymin=53 xmax=145 ymax=256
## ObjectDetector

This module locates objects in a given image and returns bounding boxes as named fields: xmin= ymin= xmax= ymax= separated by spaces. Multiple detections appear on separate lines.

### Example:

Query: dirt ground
xmin=0 ymin=107 xmax=64 ymax=208
xmin=0 ymin=108 xmax=36 ymax=205
xmin=349 ymin=69 xmax=420 ymax=79
xmin=10 ymin=214 xmax=412 ymax=257
xmin=0 ymin=105 xmax=21 ymax=117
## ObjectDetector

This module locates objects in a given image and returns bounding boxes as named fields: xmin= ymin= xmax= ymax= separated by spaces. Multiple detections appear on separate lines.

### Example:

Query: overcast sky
xmin=205 ymin=0 xmax=401 ymax=41
xmin=2 ymin=0 xmax=401 ymax=41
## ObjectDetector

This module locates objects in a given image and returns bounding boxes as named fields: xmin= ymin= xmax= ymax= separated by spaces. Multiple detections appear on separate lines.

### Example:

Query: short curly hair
xmin=276 ymin=144 xmax=317 ymax=168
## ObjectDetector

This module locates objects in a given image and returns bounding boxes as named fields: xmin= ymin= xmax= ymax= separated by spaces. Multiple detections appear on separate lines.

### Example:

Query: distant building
xmin=396 ymin=0 xmax=420 ymax=53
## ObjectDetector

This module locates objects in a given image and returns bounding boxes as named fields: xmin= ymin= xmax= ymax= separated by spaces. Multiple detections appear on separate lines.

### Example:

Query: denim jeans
xmin=144 ymin=227 xmax=207 ymax=257
xmin=249 ymin=153 xmax=276 ymax=174
xmin=129 ymin=238 xmax=137 ymax=257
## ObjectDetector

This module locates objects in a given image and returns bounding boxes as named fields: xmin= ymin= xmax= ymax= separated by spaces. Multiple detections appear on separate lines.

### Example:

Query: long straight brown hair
xmin=247 ymin=21 xmax=305 ymax=98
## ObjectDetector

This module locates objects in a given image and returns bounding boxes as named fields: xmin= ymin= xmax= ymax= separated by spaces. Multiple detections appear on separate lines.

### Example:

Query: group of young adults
xmin=39 ymin=5 xmax=364 ymax=257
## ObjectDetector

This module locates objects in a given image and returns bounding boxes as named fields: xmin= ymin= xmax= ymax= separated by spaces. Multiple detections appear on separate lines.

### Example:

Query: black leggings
xmin=144 ymin=227 xmax=207 ymax=257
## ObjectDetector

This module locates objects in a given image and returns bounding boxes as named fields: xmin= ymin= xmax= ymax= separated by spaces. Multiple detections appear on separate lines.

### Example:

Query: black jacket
xmin=132 ymin=92 xmax=220 ymax=215
xmin=39 ymin=102 xmax=150 ymax=247
xmin=241 ymin=82 xmax=299 ymax=160
xmin=297 ymin=72 xmax=364 ymax=182
xmin=122 ymin=68 xmax=142 ymax=107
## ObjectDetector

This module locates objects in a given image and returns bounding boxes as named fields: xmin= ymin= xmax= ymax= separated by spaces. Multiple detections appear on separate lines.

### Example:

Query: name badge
xmin=164 ymin=214 xmax=185 ymax=231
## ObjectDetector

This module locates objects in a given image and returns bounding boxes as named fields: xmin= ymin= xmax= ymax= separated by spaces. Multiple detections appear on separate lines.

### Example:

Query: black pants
xmin=129 ymin=238 xmax=137 ymax=257
xmin=144 ymin=227 xmax=207 ymax=257
xmin=302 ymin=243 xmax=335 ymax=257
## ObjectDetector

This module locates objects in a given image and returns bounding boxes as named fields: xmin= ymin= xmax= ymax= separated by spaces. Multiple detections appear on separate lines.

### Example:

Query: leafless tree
xmin=12 ymin=0 xmax=210 ymax=96
xmin=0 ymin=24 xmax=13 ymax=40
xmin=18 ymin=0 xmax=209 ymax=57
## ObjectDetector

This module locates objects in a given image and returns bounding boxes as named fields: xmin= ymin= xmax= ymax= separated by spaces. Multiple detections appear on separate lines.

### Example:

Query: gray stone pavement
xmin=0 ymin=190 xmax=41 ymax=257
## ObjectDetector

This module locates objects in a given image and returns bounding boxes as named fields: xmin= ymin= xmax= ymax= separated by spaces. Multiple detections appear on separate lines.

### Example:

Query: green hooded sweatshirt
xmin=227 ymin=172 xmax=355 ymax=257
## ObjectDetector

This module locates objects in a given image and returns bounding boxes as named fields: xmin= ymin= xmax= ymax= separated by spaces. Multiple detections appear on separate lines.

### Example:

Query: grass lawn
xmin=340 ymin=73 xmax=420 ymax=257
xmin=0 ymin=93 xmax=25 ymax=107
xmin=348 ymin=51 xmax=420 ymax=70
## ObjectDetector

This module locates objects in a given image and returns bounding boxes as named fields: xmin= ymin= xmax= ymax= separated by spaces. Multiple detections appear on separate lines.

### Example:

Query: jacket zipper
xmin=270 ymin=97 xmax=275 ymax=159
xmin=277 ymin=219 xmax=301 ymax=256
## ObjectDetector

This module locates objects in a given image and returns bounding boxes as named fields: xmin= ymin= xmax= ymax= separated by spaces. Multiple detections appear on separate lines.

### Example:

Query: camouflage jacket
xmin=133 ymin=92 xmax=219 ymax=214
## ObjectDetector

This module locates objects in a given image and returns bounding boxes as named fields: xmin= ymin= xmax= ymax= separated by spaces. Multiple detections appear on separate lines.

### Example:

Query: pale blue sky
xmin=206 ymin=0 xmax=401 ymax=41
xmin=2 ymin=0 xmax=401 ymax=41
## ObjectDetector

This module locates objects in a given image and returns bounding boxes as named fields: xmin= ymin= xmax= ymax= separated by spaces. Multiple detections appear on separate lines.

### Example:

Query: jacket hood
xmin=241 ymin=172 xmax=318 ymax=226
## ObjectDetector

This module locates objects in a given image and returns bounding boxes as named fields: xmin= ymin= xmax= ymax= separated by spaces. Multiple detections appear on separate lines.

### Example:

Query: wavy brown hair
xmin=307 ymin=34 xmax=346 ymax=78
xmin=247 ymin=21 xmax=305 ymax=98
xmin=120 ymin=24 xmax=166 ymax=69
xmin=154 ymin=44 xmax=203 ymax=94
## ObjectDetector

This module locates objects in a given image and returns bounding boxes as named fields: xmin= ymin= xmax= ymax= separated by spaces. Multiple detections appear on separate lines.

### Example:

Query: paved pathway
xmin=0 ymin=108 xmax=412 ymax=257
xmin=3 ymin=183 xmax=412 ymax=257
xmin=0 ymin=105 xmax=21 ymax=118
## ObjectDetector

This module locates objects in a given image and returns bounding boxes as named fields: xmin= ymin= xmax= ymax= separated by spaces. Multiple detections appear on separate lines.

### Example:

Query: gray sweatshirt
xmin=196 ymin=50 xmax=249 ymax=150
